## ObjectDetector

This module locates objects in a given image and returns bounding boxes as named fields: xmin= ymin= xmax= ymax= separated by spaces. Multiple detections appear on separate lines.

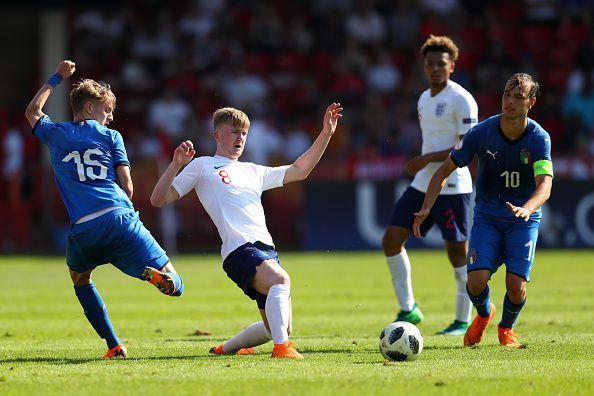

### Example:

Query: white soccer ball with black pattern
xmin=379 ymin=321 xmax=423 ymax=361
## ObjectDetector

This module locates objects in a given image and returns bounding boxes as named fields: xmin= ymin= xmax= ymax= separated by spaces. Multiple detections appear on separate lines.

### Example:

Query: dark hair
xmin=421 ymin=35 xmax=459 ymax=62
xmin=506 ymin=73 xmax=540 ymax=99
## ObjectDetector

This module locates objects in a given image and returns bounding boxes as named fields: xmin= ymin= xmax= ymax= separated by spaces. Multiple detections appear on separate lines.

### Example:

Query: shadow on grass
xmin=423 ymin=345 xmax=466 ymax=351
xmin=0 ymin=357 xmax=97 ymax=365
xmin=298 ymin=348 xmax=355 ymax=354
xmin=0 ymin=354 xmax=247 ymax=365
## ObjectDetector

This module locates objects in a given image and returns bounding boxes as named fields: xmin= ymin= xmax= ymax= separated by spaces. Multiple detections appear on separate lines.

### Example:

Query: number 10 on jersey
xmin=500 ymin=171 xmax=520 ymax=188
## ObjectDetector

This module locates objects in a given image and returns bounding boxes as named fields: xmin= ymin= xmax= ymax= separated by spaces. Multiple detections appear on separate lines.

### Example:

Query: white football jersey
xmin=172 ymin=155 xmax=289 ymax=259
xmin=411 ymin=80 xmax=478 ymax=194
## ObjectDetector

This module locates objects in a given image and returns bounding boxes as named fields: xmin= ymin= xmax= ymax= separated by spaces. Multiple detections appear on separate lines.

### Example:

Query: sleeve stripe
xmin=534 ymin=159 xmax=553 ymax=177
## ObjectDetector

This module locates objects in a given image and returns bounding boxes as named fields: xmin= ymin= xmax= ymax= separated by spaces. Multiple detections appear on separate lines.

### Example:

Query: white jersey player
xmin=151 ymin=104 xmax=343 ymax=359
xmin=382 ymin=35 xmax=478 ymax=336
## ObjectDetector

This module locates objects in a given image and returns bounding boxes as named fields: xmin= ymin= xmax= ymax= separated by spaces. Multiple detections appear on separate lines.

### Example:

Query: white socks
xmin=386 ymin=250 xmax=415 ymax=312
xmin=454 ymin=266 xmax=472 ymax=323
xmin=222 ymin=321 xmax=272 ymax=353
xmin=265 ymin=284 xmax=291 ymax=344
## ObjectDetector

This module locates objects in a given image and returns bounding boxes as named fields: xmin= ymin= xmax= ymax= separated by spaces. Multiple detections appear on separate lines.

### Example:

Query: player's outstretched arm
xmin=505 ymin=174 xmax=552 ymax=221
xmin=150 ymin=140 xmax=196 ymax=207
xmin=283 ymin=103 xmax=343 ymax=184
xmin=25 ymin=60 xmax=76 ymax=128
xmin=412 ymin=156 xmax=458 ymax=238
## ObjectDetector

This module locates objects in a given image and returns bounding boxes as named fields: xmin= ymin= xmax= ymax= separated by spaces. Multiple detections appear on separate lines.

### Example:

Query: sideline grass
xmin=1 ymin=251 xmax=593 ymax=395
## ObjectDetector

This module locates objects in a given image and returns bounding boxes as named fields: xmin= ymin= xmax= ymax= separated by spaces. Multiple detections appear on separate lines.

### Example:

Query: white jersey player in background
xmin=382 ymin=35 xmax=478 ymax=335
xmin=151 ymin=103 xmax=343 ymax=359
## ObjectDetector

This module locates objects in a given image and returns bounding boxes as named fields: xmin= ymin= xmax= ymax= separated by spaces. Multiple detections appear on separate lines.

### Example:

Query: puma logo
xmin=486 ymin=150 xmax=497 ymax=159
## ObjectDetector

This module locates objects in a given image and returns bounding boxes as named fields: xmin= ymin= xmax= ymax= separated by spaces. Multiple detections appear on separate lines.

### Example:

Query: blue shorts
xmin=66 ymin=208 xmax=169 ymax=279
xmin=467 ymin=215 xmax=540 ymax=281
xmin=223 ymin=241 xmax=280 ymax=309
xmin=389 ymin=186 xmax=471 ymax=241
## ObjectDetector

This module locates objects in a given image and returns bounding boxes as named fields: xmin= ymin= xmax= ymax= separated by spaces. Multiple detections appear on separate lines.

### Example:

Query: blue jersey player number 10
xmin=413 ymin=73 xmax=553 ymax=349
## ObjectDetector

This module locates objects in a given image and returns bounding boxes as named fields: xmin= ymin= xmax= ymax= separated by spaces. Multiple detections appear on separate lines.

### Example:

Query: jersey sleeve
xmin=31 ymin=115 xmax=54 ymax=144
xmin=258 ymin=165 xmax=290 ymax=191
xmin=532 ymin=131 xmax=553 ymax=177
xmin=450 ymin=126 xmax=479 ymax=168
xmin=172 ymin=159 xmax=203 ymax=198
xmin=455 ymin=93 xmax=478 ymax=136
xmin=112 ymin=131 xmax=130 ymax=168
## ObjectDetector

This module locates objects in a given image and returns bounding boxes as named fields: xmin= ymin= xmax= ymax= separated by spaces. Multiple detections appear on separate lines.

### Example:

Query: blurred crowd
xmin=53 ymin=1 xmax=594 ymax=162
xmin=2 ymin=0 xmax=594 ymax=251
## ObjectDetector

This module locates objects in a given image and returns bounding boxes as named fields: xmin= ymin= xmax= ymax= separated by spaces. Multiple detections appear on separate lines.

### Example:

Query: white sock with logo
xmin=454 ymin=266 xmax=472 ymax=323
xmin=386 ymin=250 xmax=415 ymax=312
xmin=265 ymin=284 xmax=291 ymax=344
xmin=222 ymin=321 xmax=272 ymax=353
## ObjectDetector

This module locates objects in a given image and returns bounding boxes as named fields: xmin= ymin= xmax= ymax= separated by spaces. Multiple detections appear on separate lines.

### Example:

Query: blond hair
xmin=69 ymin=79 xmax=116 ymax=115
xmin=212 ymin=107 xmax=250 ymax=130
xmin=421 ymin=35 xmax=459 ymax=62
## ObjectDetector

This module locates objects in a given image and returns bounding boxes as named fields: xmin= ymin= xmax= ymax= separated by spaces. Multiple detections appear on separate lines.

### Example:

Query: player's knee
xmin=266 ymin=261 xmax=290 ymax=285
xmin=467 ymin=278 xmax=487 ymax=296
xmin=70 ymin=271 xmax=92 ymax=286
xmin=382 ymin=232 xmax=404 ymax=256
xmin=507 ymin=285 xmax=526 ymax=303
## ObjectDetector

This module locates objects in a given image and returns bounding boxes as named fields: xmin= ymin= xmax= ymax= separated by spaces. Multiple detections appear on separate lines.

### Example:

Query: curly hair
xmin=69 ymin=79 xmax=116 ymax=115
xmin=505 ymin=73 xmax=540 ymax=99
xmin=421 ymin=35 xmax=459 ymax=62
xmin=212 ymin=107 xmax=250 ymax=130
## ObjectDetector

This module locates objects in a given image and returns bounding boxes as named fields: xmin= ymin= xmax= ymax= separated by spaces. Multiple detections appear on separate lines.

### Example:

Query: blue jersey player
xmin=413 ymin=73 xmax=553 ymax=348
xmin=25 ymin=60 xmax=184 ymax=358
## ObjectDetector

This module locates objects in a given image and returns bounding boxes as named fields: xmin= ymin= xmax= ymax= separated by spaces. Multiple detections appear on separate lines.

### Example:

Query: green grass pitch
xmin=1 ymin=250 xmax=593 ymax=395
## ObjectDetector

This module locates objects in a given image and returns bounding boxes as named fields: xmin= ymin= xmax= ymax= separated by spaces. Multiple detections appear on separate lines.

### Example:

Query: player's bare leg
xmin=383 ymin=226 xmax=423 ymax=324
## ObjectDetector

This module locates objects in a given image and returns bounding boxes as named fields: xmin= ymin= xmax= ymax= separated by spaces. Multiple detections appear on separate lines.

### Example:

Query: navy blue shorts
xmin=389 ymin=186 xmax=471 ymax=242
xmin=467 ymin=215 xmax=540 ymax=281
xmin=66 ymin=208 xmax=169 ymax=279
xmin=223 ymin=241 xmax=280 ymax=309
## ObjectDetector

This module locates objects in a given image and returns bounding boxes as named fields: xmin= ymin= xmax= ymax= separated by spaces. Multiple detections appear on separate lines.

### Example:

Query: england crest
xmin=435 ymin=102 xmax=446 ymax=117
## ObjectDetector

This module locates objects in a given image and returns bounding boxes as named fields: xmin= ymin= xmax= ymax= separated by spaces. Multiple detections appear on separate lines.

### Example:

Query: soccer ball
xmin=379 ymin=321 xmax=423 ymax=361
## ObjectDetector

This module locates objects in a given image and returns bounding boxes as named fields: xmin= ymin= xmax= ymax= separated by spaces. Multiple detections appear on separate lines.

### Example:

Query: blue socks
xmin=467 ymin=284 xmax=492 ymax=317
xmin=168 ymin=273 xmax=184 ymax=296
xmin=499 ymin=293 xmax=525 ymax=329
xmin=74 ymin=283 xmax=120 ymax=349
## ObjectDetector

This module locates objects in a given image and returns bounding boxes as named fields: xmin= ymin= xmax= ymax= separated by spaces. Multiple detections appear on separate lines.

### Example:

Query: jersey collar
xmin=497 ymin=116 xmax=531 ymax=144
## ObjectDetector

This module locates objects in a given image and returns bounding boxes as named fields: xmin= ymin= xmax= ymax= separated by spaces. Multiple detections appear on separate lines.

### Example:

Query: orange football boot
xmin=464 ymin=303 xmax=496 ymax=346
xmin=142 ymin=267 xmax=176 ymax=295
xmin=498 ymin=327 xmax=524 ymax=348
xmin=102 ymin=344 xmax=128 ymax=359
xmin=209 ymin=344 xmax=255 ymax=355
xmin=271 ymin=341 xmax=304 ymax=359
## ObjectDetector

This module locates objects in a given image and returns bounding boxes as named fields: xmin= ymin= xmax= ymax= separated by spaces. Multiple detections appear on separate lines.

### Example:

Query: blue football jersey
xmin=33 ymin=116 xmax=133 ymax=224
xmin=450 ymin=115 xmax=552 ymax=219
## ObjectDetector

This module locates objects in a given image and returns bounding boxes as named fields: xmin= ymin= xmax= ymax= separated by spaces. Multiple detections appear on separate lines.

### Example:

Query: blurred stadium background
xmin=1 ymin=0 xmax=594 ymax=254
